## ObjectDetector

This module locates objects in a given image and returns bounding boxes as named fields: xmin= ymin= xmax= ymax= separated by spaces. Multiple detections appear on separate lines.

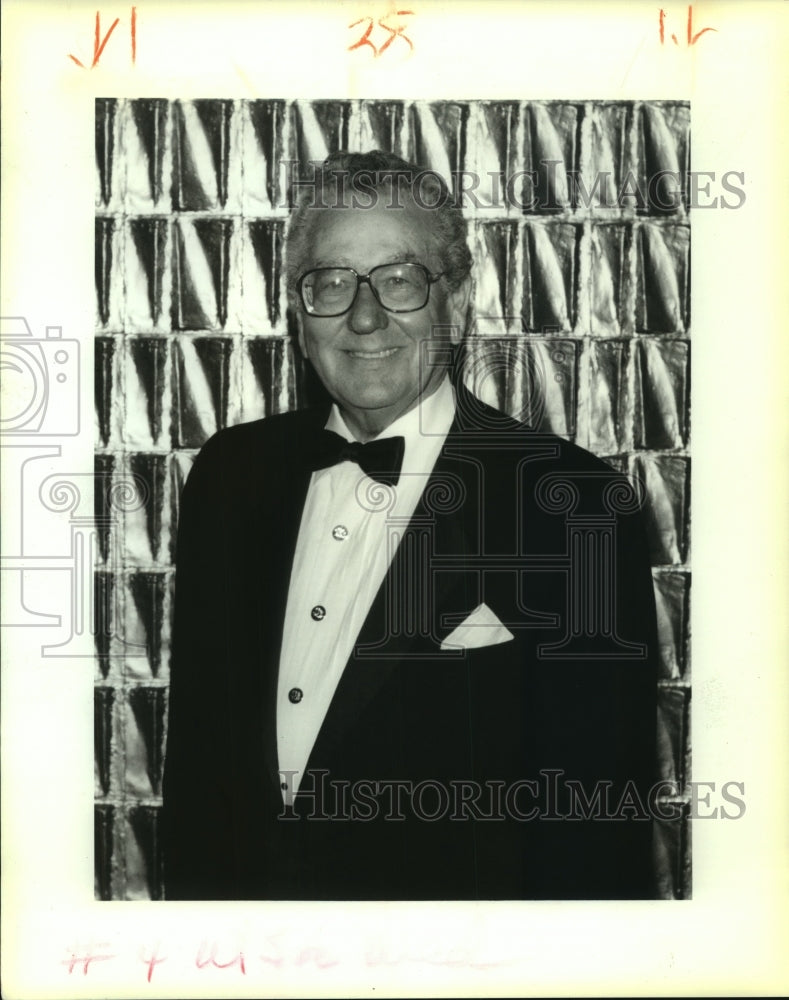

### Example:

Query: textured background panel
xmin=469 ymin=102 xmax=519 ymax=210
xmin=653 ymin=801 xmax=691 ymax=900
xmin=637 ymin=103 xmax=690 ymax=215
xmin=359 ymin=100 xmax=408 ymax=159
xmin=125 ymin=338 xmax=170 ymax=448
xmin=94 ymin=687 xmax=116 ymax=797
xmin=636 ymin=223 xmax=690 ymax=333
xmin=630 ymin=453 xmax=690 ymax=565
xmin=126 ymin=98 xmax=171 ymax=213
xmin=522 ymin=222 xmax=578 ymax=332
xmin=243 ymin=219 xmax=286 ymax=331
xmin=589 ymin=223 xmax=634 ymax=336
xmin=657 ymin=686 xmax=691 ymax=791
xmin=632 ymin=338 xmax=690 ymax=450
xmin=95 ymin=98 xmax=691 ymax=899
xmin=94 ymin=569 xmax=116 ymax=680
xmin=94 ymin=804 xmax=115 ymax=900
xmin=126 ymin=805 xmax=164 ymax=901
xmin=585 ymin=103 xmax=633 ymax=211
xmin=95 ymin=98 xmax=118 ymax=211
xmin=524 ymin=102 xmax=579 ymax=213
xmin=243 ymin=100 xmax=288 ymax=212
xmin=460 ymin=338 xmax=577 ymax=436
xmin=580 ymin=338 xmax=631 ymax=454
xmin=95 ymin=217 xmax=122 ymax=329
xmin=123 ymin=570 xmax=171 ymax=678
xmin=95 ymin=336 xmax=118 ymax=447
xmin=472 ymin=220 xmax=519 ymax=334
xmin=125 ymin=218 xmax=171 ymax=332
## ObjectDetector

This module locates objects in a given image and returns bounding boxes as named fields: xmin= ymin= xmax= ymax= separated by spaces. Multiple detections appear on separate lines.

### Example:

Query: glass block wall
xmin=94 ymin=98 xmax=691 ymax=900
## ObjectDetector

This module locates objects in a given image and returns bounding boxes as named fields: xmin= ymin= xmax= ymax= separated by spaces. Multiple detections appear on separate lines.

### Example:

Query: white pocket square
xmin=440 ymin=603 xmax=514 ymax=651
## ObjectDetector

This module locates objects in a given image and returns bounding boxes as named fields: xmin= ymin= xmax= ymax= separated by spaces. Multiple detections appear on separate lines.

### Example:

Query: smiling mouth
xmin=345 ymin=348 xmax=400 ymax=359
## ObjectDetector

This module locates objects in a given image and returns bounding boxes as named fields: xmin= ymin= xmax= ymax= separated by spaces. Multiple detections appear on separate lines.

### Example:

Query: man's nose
xmin=347 ymin=282 xmax=389 ymax=335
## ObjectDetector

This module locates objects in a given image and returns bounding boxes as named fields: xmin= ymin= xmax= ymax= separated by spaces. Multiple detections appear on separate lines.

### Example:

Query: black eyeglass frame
xmin=296 ymin=263 xmax=445 ymax=317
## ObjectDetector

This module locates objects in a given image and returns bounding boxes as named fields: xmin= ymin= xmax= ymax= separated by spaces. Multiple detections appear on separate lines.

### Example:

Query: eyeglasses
xmin=297 ymin=263 xmax=444 ymax=317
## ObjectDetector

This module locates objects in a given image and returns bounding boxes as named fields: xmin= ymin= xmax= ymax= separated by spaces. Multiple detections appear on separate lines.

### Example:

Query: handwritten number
xmin=377 ymin=10 xmax=415 ymax=55
xmin=68 ymin=8 xmax=137 ymax=68
xmin=139 ymin=942 xmax=167 ymax=983
xmin=348 ymin=10 xmax=415 ymax=57
xmin=659 ymin=6 xmax=717 ymax=47
xmin=348 ymin=16 xmax=377 ymax=53
xmin=688 ymin=4 xmax=717 ymax=47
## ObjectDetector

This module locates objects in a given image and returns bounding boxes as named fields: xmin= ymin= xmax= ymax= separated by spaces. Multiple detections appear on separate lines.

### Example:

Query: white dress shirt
xmin=276 ymin=377 xmax=456 ymax=799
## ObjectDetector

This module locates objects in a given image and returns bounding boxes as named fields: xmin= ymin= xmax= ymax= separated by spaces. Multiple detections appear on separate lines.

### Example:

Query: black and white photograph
xmin=2 ymin=2 xmax=788 ymax=997
xmin=94 ymin=99 xmax=690 ymax=902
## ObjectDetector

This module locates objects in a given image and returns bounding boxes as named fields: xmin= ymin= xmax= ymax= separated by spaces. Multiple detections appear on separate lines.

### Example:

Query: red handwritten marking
xmin=259 ymin=936 xmax=285 ymax=969
xmin=259 ymin=936 xmax=340 ymax=970
xmin=348 ymin=9 xmax=414 ymax=58
xmin=686 ymin=4 xmax=716 ymax=44
xmin=68 ymin=8 xmax=137 ymax=68
xmin=659 ymin=6 xmax=717 ymax=47
xmin=139 ymin=942 xmax=167 ymax=983
xmin=348 ymin=16 xmax=377 ymax=53
xmin=377 ymin=10 xmax=415 ymax=55
xmin=295 ymin=946 xmax=340 ymax=969
xmin=364 ymin=944 xmax=505 ymax=970
xmin=93 ymin=14 xmax=120 ymax=65
xmin=62 ymin=942 xmax=116 ymax=975
xmin=195 ymin=939 xmax=247 ymax=975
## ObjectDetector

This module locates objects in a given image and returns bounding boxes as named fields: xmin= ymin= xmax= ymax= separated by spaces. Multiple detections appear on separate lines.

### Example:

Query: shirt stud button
xmin=288 ymin=687 xmax=303 ymax=704
xmin=311 ymin=605 xmax=326 ymax=621
xmin=332 ymin=525 xmax=349 ymax=541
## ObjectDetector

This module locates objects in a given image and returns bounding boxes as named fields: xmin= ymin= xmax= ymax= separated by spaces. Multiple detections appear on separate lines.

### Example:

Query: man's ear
xmin=295 ymin=311 xmax=308 ymax=358
xmin=445 ymin=276 xmax=472 ymax=345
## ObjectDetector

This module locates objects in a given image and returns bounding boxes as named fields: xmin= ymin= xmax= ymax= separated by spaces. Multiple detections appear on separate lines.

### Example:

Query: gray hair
xmin=284 ymin=149 xmax=473 ymax=309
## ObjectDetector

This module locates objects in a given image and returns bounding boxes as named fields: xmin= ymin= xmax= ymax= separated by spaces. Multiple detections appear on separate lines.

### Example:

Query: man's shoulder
xmin=451 ymin=394 xmax=647 ymax=539
xmin=451 ymin=387 xmax=621 ymax=479
xmin=197 ymin=407 xmax=325 ymax=458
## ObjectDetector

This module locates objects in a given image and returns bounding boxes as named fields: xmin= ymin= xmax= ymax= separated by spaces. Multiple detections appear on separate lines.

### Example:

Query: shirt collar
xmin=326 ymin=377 xmax=456 ymax=449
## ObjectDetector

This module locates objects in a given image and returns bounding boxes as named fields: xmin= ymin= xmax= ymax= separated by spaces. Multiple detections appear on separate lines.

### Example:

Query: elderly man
xmin=162 ymin=150 xmax=658 ymax=901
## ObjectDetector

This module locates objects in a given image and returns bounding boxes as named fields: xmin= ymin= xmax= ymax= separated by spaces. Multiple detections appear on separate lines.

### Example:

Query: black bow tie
xmin=307 ymin=429 xmax=405 ymax=487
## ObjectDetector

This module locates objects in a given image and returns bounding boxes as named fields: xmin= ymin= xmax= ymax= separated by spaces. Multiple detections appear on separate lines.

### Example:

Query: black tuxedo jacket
xmin=162 ymin=386 xmax=659 ymax=901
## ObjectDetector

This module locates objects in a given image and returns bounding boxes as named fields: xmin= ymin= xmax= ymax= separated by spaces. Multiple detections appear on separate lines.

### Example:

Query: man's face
xmin=296 ymin=196 xmax=470 ymax=440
